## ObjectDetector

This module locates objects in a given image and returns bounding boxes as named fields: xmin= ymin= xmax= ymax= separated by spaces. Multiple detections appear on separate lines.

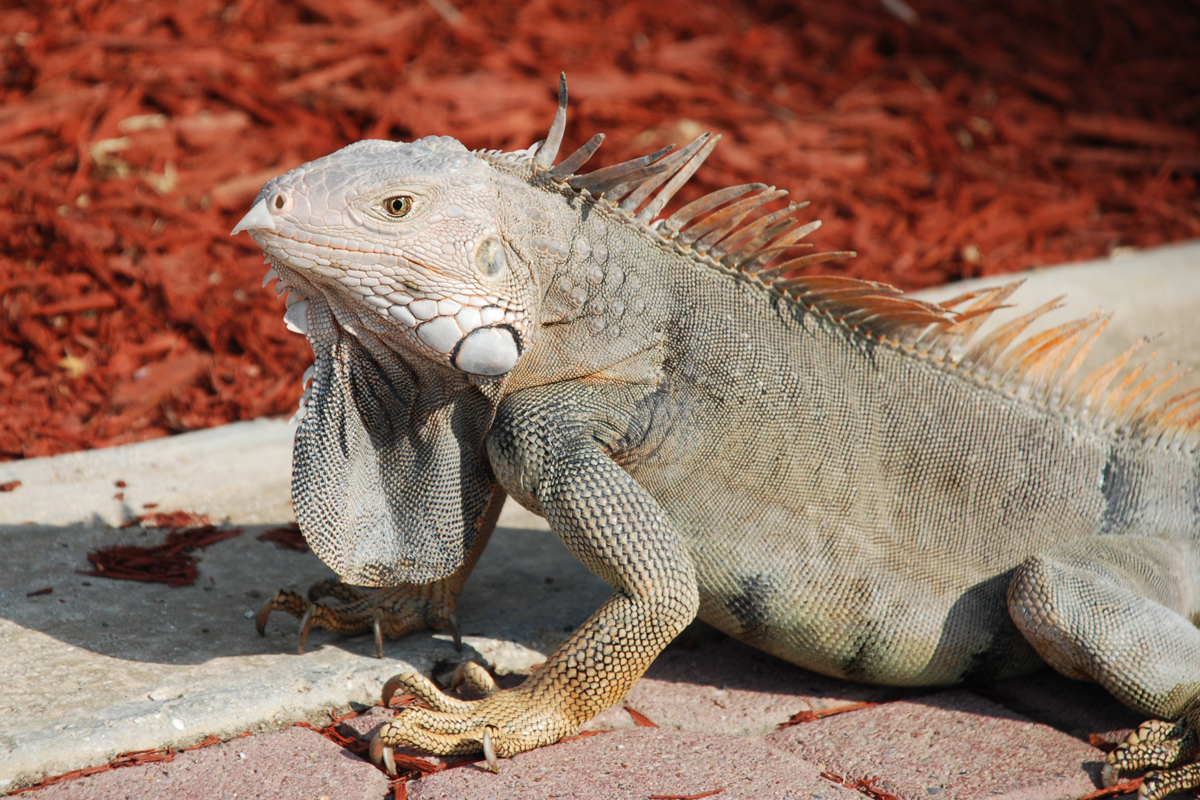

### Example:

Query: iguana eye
xmin=384 ymin=196 xmax=412 ymax=217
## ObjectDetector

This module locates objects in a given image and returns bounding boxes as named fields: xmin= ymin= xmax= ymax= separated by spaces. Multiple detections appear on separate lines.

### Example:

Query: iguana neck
xmin=498 ymin=182 xmax=673 ymax=394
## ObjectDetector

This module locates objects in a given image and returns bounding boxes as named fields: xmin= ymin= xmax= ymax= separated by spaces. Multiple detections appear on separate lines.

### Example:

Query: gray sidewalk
xmin=1 ymin=241 xmax=1198 ymax=798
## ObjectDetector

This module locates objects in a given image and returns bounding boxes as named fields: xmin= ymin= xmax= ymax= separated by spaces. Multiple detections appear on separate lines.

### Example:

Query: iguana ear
xmin=291 ymin=295 xmax=500 ymax=586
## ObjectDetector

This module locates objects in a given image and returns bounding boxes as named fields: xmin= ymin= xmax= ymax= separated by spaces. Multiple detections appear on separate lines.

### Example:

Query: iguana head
xmin=231 ymin=133 xmax=546 ymax=586
xmin=234 ymin=135 xmax=535 ymax=378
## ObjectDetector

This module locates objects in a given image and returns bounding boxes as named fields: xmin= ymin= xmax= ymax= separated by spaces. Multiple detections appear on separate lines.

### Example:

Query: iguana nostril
xmin=271 ymin=193 xmax=292 ymax=213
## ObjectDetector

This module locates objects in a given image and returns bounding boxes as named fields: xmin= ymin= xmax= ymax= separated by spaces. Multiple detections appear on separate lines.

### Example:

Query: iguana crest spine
xmin=464 ymin=74 xmax=1199 ymax=451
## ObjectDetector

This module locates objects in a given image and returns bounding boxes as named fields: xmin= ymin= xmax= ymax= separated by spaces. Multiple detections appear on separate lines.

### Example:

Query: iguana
xmin=235 ymin=76 xmax=1200 ymax=798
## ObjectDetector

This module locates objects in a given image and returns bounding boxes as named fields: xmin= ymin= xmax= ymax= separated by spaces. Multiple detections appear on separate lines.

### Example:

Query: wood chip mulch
xmin=819 ymin=771 xmax=902 ymax=800
xmin=625 ymin=704 xmax=660 ymax=727
xmin=1 ymin=0 xmax=1197 ymax=460
xmin=256 ymin=522 xmax=308 ymax=552
xmin=649 ymin=789 xmax=726 ymax=800
xmin=1074 ymin=778 xmax=1144 ymax=800
xmin=777 ymin=697 xmax=898 ymax=727
xmin=79 ymin=519 xmax=242 ymax=586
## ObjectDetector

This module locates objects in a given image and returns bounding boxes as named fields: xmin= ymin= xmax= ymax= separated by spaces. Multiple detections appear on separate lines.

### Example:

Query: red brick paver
xmin=30 ymin=727 xmax=389 ymax=800
xmin=406 ymin=726 xmax=857 ymax=800
xmin=767 ymin=690 xmax=1104 ymax=800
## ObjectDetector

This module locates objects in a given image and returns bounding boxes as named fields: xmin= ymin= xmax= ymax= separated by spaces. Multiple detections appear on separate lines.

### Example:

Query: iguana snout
xmin=232 ymin=136 xmax=534 ymax=377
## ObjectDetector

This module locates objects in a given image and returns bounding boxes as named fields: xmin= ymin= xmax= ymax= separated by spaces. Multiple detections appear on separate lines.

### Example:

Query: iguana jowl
xmin=235 ymin=76 xmax=1200 ymax=797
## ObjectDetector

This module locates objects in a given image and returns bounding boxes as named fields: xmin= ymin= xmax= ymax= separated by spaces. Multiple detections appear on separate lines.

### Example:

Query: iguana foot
xmin=255 ymin=579 xmax=460 ymax=658
xmin=1105 ymin=717 xmax=1200 ymax=800
xmin=370 ymin=668 xmax=574 ymax=774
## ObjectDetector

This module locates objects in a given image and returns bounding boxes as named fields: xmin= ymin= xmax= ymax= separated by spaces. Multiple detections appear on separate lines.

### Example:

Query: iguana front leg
xmin=371 ymin=432 xmax=700 ymax=770
xmin=1008 ymin=535 xmax=1200 ymax=800
xmin=256 ymin=489 xmax=503 ymax=658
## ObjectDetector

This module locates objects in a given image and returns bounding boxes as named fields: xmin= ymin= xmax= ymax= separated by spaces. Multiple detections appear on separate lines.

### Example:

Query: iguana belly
xmin=688 ymin=524 xmax=1045 ymax=685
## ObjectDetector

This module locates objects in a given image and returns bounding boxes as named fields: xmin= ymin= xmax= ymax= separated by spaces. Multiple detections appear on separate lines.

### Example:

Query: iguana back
xmin=485 ymin=170 xmax=1200 ymax=687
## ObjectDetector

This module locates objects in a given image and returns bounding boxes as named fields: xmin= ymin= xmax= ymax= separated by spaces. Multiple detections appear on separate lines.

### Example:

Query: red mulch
xmin=819 ymin=771 xmax=902 ymax=800
xmin=257 ymin=521 xmax=308 ymax=552
xmin=778 ymin=699 xmax=885 ymax=727
xmin=1 ymin=0 xmax=1197 ymax=459
xmin=625 ymin=704 xmax=660 ymax=727
xmin=7 ymin=706 xmax=437 ymax=796
xmin=649 ymin=789 xmax=726 ymax=800
xmin=1075 ymin=778 xmax=1144 ymax=800
xmin=119 ymin=509 xmax=212 ymax=528
xmin=79 ymin=519 xmax=242 ymax=586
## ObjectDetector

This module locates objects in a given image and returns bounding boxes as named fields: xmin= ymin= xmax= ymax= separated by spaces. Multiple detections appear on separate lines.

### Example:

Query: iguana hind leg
xmin=255 ymin=504 xmax=498 ymax=658
xmin=370 ymin=434 xmax=700 ymax=770
xmin=256 ymin=579 xmax=464 ymax=658
xmin=1008 ymin=535 xmax=1200 ymax=800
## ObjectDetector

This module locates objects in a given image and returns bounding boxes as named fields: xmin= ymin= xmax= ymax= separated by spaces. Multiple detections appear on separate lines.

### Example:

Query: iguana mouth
xmin=260 ymin=251 xmax=525 ymax=382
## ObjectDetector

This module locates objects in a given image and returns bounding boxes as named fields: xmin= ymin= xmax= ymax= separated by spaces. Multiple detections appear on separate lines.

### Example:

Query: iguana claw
xmin=381 ymin=674 xmax=409 ymax=708
xmin=1106 ymin=717 xmax=1200 ymax=800
xmin=369 ymin=731 xmax=398 ymax=776
xmin=482 ymin=726 xmax=499 ymax=773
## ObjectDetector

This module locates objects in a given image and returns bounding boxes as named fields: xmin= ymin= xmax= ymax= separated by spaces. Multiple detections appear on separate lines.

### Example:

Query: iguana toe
xmin=381 ymin=664 xmax=497 ymax=710
xmin=450 ymin=661 xmax=500 ymax=697
xmin=374 ymin=675 xmax=576 ymax=771
xmin=369 ymin=724 xmax=496 ymax=776
xmin=1140 ymin=764 xmax=1200 ymax=800
xmin=1106 ymin=718 xmax=1200 ymax=800
xmin=383 ymin=671 xmax=472 ymax=713
xmin=254 ymin=588 xmax=307 ymax=637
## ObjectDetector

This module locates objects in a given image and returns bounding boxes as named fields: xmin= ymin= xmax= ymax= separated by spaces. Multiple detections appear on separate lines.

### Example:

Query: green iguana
xmin=235 ymin=76 xmax=1200 ymax=798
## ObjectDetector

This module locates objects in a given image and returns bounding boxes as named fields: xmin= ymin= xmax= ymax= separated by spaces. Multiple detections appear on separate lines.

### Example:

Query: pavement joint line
xmin=9 ymin=703 xmax=453 ymax=798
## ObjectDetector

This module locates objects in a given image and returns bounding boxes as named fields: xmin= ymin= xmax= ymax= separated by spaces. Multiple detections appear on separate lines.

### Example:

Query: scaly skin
xmin=234 ymin=78 xmax=1200 ymax=793
xmin=256 ymin=577 xmax=463 ymax=658
xmin=369 ymin=400 xmax=699 ymax=765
